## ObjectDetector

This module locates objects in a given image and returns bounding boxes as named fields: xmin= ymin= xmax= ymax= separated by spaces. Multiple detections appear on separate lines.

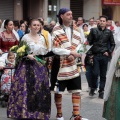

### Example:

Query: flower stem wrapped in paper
xmin=34 ymin=56 xmax=46 ymax=65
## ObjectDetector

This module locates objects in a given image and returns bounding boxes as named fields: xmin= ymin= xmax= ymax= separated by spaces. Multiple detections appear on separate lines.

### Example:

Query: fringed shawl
xmin=52 ymin=22 xmax=81 ymax=80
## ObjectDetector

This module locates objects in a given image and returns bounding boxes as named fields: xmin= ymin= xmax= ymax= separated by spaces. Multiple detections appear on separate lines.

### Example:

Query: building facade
xmin=83 ymin=0 xmax=120 ymax=21
xmin=0 ymin=0 xmax=120 ymax=22
xmin=0 ymin=0 xmax=70 ymax=22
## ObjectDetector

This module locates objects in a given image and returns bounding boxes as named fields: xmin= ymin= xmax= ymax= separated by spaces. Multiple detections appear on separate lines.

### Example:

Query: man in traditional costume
xmin=51 ymin=8 xmax=88 ymax=120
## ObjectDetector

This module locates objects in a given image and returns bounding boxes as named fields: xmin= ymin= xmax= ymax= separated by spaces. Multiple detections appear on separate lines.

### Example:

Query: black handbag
xmin=85 ymin=48 xmax=94 ymax=66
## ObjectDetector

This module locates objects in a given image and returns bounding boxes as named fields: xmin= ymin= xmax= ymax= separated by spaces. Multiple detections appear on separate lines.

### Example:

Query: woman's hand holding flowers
xmin=27 ymin=54 xmax=36 ymax=61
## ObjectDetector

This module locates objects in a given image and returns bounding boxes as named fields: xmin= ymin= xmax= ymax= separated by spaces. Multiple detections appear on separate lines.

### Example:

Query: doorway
xmin=102 ymin=6 xmax=113 ymax=20
xmin=23 ymin=0 xmax=30 ymax=20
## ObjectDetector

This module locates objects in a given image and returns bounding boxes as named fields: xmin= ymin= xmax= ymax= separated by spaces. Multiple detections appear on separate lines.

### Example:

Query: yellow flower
xmin=22 ymin=45 xmax=26 ymax=49
xmin=10 ymin=45 xmax=18 ymax=51
xmin=17 ymin=47 xmax=25 ymax=53
xmin=17 ymin=49 xmax=20 ymax=53
xmin=19 ymin=53 xmax=23 ymax=56
xmin=20 ymin=48 xmax=25 ymax=52
xmin=84 ymin=31 xmax=90 ymax=36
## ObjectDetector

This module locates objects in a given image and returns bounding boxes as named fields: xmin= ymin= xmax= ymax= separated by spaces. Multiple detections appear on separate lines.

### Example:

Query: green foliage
xmin=10 ymin=41 xmax=46 ymax=66
xmin=10 ymin=41 xmax=30 ymax=66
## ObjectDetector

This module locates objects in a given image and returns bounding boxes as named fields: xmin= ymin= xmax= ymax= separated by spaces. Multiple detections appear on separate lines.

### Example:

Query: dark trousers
xmin=86 ymin=65 xmax=99 ymax=89
xmin=86 ymin=65 xmax=93 ymax=88
xmin=92 ymin=54 xmax=109 ymax=93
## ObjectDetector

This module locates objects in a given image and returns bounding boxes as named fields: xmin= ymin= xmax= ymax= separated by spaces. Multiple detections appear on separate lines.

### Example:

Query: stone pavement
xmin=0 ymin=73 xmax=106 ymax=120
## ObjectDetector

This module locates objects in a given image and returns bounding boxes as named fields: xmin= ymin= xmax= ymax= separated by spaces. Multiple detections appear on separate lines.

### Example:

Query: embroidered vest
xmin=52 ymin=23 xmax=81 ymax=80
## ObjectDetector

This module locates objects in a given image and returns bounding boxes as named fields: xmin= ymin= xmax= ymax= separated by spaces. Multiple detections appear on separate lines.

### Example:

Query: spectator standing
xmin=39 ymin=20 xmax=52 ymax=52
xmin=49 ymin=20 xmax=56 ymax=34
xmin=106 ymin=19 xmax=115 ymax=32
xmin=0 ymin=19 xmax=19 ymax=54
xmin=20 ymin=22 xmax=29 ymax=34
xmin=87 ymin=15 xmax=115 ymax=99
xmin=77 ymin=17 xmax=84 ymax=29
xmin=77 ymin=17 xmax=86 ymax=44
xmin=96 ymin=19 xmax=100 ymax=26
xmin=13 ymin=20 xmax=24 ymax=39
xmin=88 ymin=18 xmax=97 ymax=31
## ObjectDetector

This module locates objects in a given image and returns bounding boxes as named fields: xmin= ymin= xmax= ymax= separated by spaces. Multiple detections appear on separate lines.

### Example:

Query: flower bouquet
xmin=10 ymin=45 xmax=19 ymax=52
xmin=10 ymin=41 xmax=46 ymax=66
xmin=84 ymin=31 xmax=89 ymax=38
xmin=10 ymin=41 xmax=30 ymax=66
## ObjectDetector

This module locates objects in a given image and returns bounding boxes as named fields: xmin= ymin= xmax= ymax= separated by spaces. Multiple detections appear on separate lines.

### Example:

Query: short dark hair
xmin=20 ymin=20 xmax=25 ymax=25
xmin=82 ymin=23 xmax=88 ymax=29
xmin=99 ymin=15 xmax=108 ymax=21
xmin=13 ymin=20 xmax=20 ymax=28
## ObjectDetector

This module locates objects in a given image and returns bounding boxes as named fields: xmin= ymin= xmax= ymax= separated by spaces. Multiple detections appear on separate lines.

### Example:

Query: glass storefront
xmin=48 ymin=0 xmax=60 ymax=23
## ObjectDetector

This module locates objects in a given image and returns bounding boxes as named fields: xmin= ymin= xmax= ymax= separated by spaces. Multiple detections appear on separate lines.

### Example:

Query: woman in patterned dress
xmin=7 ymin=19 xmax=51 ymax=120
xmin=0 ymin=19 xmax=19 ymax=54
xmin=0 ymin=19 xmax=19 ymax=104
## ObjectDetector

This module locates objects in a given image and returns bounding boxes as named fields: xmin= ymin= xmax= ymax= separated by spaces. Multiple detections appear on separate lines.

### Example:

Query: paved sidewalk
xmin=0 ymin=73 xmax=106 ymax=120
xmin=50 ymin=73 xmax=106 ymax=120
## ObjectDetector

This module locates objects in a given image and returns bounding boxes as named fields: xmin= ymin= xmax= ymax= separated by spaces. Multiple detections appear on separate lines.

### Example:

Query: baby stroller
xmin=0 ymin=52 xmax=15 ymax=107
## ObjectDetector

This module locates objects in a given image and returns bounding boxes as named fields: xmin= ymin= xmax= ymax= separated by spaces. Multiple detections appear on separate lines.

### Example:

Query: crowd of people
xmin=0 ymin=7 xmax=120 ymax=120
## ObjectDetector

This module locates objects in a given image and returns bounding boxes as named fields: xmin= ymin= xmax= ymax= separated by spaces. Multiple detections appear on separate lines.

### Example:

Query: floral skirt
xmin=103 ymin=75 xmax=120 ymax=120
xmin=7 ymin=59 xmax=51 ymax=120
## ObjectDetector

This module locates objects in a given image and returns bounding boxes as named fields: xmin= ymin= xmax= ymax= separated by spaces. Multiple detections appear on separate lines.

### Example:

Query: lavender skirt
xmin=7 ymin=59 xmax=51 ymax=120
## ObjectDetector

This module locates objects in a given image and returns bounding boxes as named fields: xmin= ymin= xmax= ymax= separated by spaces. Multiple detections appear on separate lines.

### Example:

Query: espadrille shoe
xmin=56 ymin=116 xmax=64 ymax=120
xmin=70 ymin=114 xmax=89 ymax=120
xmin=56 ymin=113 xmax=64 ymax=120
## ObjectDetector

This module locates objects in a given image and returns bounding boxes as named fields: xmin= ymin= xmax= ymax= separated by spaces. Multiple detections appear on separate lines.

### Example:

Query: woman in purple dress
xmin=7 ymin=19 xmax=51 ymax=120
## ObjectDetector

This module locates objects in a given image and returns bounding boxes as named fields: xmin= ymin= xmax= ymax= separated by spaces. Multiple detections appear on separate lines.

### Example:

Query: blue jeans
xmin=92 ymin=54 xmax=109 ymax=93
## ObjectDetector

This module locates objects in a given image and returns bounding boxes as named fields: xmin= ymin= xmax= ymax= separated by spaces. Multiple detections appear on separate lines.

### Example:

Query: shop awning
xmin=102 ymin=0 xmax=120 ymax=5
